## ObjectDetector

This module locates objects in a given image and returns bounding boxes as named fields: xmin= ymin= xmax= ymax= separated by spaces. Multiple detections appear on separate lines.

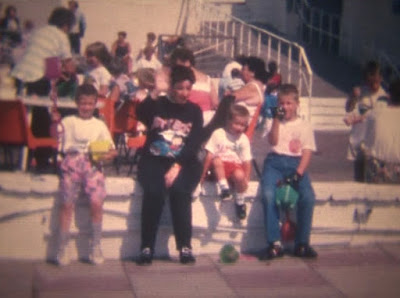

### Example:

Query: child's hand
xmin=97 ymin=149 xmax=118 ymax=162
xmin=271 ymin=106 xmax=285 ymax=120
xmin=51 ymin=110 xmax=61 ymax=123
xmin=346 ymin=87 xmax=361 ymax=112
xmin=284 ymin=172 xmax=302 ymax=190
xmin=343 ymin=113 xmax=354 ymax=126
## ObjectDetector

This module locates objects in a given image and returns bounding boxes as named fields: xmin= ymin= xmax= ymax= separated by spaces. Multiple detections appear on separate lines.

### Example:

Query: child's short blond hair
xmin=228 ymin=104 xmax=250 ymax=121
xmin=278 ymin=84 xmax=299 ymax=102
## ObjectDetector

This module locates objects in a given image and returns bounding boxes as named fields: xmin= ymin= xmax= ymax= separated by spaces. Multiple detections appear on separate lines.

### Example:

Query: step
xmin=308 ymin=97 xmax=350 ymax=131
xmin=310 ymin=97 xmax=347 ymax=108
xmin=1 ymin=173 xmax=400 ymax=260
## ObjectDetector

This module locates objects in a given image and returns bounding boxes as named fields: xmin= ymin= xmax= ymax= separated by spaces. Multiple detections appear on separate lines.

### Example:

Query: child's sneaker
xmin=55 ymin=244 xmax=71 ymax=266
xmin=259 ymin=243 xmax=284 ymax=260
xmin=179 ymin=246 xmax=196 ymax=264
xmin=235 ymin=203 xmax=247 ymax=220
xmin=220 ymin=188 xmax=232 ymax=200
xmin=89 ymin=244 xmax=104 ymax=265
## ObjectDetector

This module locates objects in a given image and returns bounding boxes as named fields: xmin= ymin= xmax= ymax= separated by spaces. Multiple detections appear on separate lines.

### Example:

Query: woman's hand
xmin=164 ymin=163 xmax=181 ymax=188
xmin=50 ymin=109 xmax=61 ymax=123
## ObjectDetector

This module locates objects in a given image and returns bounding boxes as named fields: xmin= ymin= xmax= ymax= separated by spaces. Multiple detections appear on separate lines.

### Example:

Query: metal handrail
xmin=378 ymin=51 xmax=400 ymax=79
xmin=191 ymin=0 xmax=313 ymax=98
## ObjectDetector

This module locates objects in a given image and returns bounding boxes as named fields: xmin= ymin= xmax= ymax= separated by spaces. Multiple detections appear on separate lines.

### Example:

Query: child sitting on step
xmin=260 ymin=84 xmax=317 ymax=260
xmin=200 ymin=104 xmax=252 ymax=220
xmin=55 ymin=84 xmax=117 ymax=266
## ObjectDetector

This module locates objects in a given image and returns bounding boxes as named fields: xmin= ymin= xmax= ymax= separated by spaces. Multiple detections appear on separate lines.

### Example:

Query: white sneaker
xmin=89 ymin=244 xmax=104 ymax=265
xmin=56 ymin=244 xmax=71 ymax=266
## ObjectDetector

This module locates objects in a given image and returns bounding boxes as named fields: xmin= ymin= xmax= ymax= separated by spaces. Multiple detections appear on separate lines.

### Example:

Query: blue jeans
xmin=261 ymin=153 xmax=315 ymax=245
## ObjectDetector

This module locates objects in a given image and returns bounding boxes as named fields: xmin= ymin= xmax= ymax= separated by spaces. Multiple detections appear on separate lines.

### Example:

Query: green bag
xmin=275 ymin=184 xmax=299 ymax=209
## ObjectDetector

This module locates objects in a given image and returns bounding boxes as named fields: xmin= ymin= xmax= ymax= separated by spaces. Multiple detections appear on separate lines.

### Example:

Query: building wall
xmin=340 ymin=0 xmax=400 ymax=64
xmin=230 ymin=0 xmax=289 ymax=33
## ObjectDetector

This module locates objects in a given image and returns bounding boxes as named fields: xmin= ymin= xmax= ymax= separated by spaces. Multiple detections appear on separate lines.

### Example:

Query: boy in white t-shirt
xmin=260 ymin=84 xmax=317 ymax=260
xmin=200 ymin=104 xmax=252 ymax=220
xmin=55 ymin=84 xmax=117 ymax=266
xmin=343 ymin=61 xmax=388 ymax=182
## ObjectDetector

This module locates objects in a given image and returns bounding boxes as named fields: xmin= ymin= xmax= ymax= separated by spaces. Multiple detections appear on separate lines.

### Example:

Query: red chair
xmin=114 ymin=99 xmax=146 ymax=175
xmin=126 ymin=133 xmax=146 ymax=176
xmin=0 ymin=100 xmax=58 ymax=170
xmin=245 ymin=104 xmax=262 ymax=140
xmin=98 ymin=85 xmax=120 ymax=135
xmin=98 ymin=84 xmax=146 ymax=175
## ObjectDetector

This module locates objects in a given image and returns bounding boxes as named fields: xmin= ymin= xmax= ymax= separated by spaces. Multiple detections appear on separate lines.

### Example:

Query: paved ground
xmin=1 ymin=242 xmax=400 ymax=298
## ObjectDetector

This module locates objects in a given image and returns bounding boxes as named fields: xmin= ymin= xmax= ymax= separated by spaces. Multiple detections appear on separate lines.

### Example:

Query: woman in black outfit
xmin=136 ymin=65 xmax=203 ymax=265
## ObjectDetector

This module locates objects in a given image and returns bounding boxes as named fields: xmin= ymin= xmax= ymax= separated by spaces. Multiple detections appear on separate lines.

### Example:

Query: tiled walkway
xmin=1 ymin=243 xmax=400 ymax=298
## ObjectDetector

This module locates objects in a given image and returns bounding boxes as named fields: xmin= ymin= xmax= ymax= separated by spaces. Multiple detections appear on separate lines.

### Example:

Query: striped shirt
xmin=11 ymin=25 xmax=71 ymax=83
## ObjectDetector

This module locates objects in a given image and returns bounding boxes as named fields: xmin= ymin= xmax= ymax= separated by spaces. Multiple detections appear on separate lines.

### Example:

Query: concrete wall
xmin=1 ymin=0 xmax=196 ymax=58
xmin=1 ymin=173 xmax=400 ymax=260
xmin=340 ymin=0 xmax=400 ymax=64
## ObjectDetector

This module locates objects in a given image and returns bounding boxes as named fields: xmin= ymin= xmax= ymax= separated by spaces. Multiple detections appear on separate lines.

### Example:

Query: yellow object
xmin=89 ymin=140 xmax=111 ymax=161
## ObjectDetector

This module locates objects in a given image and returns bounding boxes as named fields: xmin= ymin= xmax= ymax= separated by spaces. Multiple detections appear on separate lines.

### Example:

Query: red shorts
xmin=223 ymin=162 xmax=244 ymax=180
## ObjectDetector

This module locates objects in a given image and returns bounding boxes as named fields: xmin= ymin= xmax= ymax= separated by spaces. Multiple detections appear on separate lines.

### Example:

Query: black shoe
xmin=179 ymin=247 xmax=196 ymax=264
xmin=235 ymin=203 xmax=247 ymax=220
xmin=220 ymin=188 xmax=232 ymax=200
xmin=136 ymin=247 xmax=153 ymax=265
xmin=293 ymin=244 xmax=318 ymax=258
xmin=259 ymin=243 xmax=284 ymax=260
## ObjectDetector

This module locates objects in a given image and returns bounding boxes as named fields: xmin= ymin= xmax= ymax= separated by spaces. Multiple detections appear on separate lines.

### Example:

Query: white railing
xmin=377 ymin=51 xmax=400 ymax=84
xmin=295 ymin=0 xmax=400 ymax=83
xmin=190 ymin=1 xmax=313 ymax=98
xmin=295 ymin=0 xmax=341 ymax=54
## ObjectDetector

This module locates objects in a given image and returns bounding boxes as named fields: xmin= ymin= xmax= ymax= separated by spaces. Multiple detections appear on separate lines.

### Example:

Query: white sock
xmin=218 ymin=179 xmax=229 ymax=190
xmin=235 ymin=193 xmax=245 ymax=205
xmin=92 ymin=222 xmax=102 ymax=246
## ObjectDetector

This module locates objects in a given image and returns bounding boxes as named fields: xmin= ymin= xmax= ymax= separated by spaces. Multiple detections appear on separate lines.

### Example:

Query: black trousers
xmin=137 ymin=155 xmax=202 ymax=252
xmin=25 ymin=78 xmax=53 ymax=168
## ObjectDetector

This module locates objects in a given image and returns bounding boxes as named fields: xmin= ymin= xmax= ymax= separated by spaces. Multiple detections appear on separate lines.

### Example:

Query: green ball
xmin=219 ymin=244 xmax=239 ymax=264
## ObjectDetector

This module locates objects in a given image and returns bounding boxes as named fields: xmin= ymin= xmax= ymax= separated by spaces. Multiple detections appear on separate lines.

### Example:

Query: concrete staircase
xmin=309 ymin=97 xmax=350 ymax=131
xmin=1 ymin=172 xmax=400 ymax=261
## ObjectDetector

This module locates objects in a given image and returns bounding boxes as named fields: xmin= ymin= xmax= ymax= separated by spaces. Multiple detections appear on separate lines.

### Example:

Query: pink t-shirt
xmin=188 ymin=75 xmax=212 ymax=111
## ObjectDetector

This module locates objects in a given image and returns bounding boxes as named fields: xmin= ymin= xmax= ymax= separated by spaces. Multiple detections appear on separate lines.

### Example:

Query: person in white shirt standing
xmin=11 ymin=7 xmax=75 ymax=171
xmin=68 ymin=0 xmax=86 ymax=54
